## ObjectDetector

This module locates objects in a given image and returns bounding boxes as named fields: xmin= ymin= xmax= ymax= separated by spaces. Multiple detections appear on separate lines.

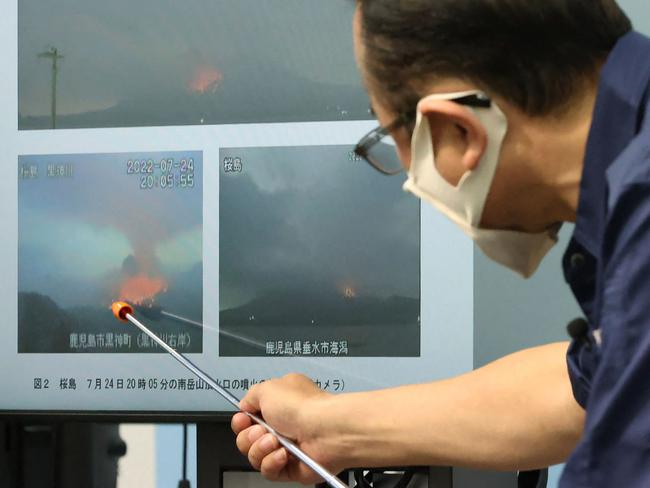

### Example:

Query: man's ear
xmin=417 ymin=97 xmax=488 ymax=183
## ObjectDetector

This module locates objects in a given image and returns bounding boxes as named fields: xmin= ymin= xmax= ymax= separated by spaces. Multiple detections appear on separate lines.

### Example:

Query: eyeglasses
xmin=353 ymin=93 xmax=492 ymax=176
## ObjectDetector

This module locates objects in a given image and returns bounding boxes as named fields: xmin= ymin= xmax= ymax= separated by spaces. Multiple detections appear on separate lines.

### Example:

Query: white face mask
xmin=403 ymin=90 xmax=560 ymax=278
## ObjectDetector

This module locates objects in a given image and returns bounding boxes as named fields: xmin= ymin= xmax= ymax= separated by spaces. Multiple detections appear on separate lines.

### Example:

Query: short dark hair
xmin=359 ymin=0 xmax=632 ymax=116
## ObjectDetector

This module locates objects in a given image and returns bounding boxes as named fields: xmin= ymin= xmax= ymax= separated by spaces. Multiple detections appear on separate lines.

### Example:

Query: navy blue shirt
xmin=560 ymin=32 xmax=650 ymax=487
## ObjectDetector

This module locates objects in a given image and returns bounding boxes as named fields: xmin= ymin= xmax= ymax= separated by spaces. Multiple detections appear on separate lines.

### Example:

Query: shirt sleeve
xmin=563 ymin=179 xmax=650 ymax=487
xmin=565 ymin=338 xmax=598 ymax=409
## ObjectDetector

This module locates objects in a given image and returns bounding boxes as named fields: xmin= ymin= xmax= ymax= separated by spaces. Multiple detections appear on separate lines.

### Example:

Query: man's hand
xmin=232 ymin=343 xmax=584 ymax=483
xmin=231 ymin=373 xmax=344 ymax=484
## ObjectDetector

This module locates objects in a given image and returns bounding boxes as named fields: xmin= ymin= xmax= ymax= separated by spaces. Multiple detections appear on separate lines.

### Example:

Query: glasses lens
xmin=366 ymin=134 xmax=403 ymax=175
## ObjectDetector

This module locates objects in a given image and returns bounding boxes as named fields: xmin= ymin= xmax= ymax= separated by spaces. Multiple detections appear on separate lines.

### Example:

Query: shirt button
xmin=570 ymin=253 xmax=586 ymax=269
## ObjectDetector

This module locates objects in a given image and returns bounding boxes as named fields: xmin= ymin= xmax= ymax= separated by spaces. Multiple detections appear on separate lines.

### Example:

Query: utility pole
xmin=38 ymin=47 xmax=64 ymax=129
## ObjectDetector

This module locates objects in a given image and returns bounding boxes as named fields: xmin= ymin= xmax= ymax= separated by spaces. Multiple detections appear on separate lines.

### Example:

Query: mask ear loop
xmin=409 ymin=91 xmax=506 ymax=229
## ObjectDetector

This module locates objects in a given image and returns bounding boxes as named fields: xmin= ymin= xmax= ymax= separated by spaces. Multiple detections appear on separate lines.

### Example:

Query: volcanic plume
xmin=119 ymin=274 xmax=167 ymax=305
xmin=117 ymin=254 xmax=167 ymax=305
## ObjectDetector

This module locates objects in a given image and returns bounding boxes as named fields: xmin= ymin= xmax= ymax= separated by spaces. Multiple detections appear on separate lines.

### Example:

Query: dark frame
xmin=0 ymin=410 xmax=233 ymax=422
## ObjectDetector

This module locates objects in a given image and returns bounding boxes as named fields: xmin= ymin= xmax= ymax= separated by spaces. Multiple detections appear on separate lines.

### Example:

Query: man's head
xmin=353 ymin=0 xmax=631 ymax=234
xmin=355 ymin=0 xmax=631 ymax=120
xmin=352 ymin=0 xmax=631 ymax=276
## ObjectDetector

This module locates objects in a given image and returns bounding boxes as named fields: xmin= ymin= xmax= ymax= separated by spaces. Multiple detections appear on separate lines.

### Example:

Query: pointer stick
xmin=111 ymin=301 xmax=348 ymax=488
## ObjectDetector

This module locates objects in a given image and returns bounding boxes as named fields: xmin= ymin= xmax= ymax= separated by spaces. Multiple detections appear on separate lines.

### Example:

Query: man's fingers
xmin=249 ymin=439 xmax=330 ymax=486
xmin=235 ymin=424 xmax=263 ymax=456
xmin=247 ymin=424 xmax=267 ymax=445
xmin=231 ymin=412 xmax=252 ymax=435
xmin=248 ymin=432 xmax=280 ymax=470
xmin=240 ymin=382 xmax=264 ymax=413
xmin=235 ymin=428 xmax=252 ymax=456
xmin=260 ymin=448 xmax=290 ymax=481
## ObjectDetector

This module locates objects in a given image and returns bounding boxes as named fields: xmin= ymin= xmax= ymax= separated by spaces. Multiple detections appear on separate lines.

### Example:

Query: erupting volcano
xmin=119 ymin=274 xmax=168 ymax=305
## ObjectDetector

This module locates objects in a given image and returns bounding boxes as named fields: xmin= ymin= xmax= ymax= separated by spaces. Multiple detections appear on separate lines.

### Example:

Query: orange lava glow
xmin=188 ymin=65 xmax=223 ymax=94
xmin=343 ymin=287 xmax=356 ymax=299
xmin=119 ymin=275 xmax=167 ymax=305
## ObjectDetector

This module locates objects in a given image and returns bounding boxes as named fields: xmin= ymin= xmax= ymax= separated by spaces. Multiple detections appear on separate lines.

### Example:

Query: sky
xmin=219 ymin=145 xmax=420 ymax=310
xmin=18 ymin=151 xmax=203 ymax=308
xmin=18 ymin=0 xmax=369 ymax=128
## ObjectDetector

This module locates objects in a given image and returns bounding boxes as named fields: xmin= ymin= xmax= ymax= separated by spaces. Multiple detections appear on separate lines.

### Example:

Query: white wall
xmin=118 ymin=425 xmax=156 ymax=488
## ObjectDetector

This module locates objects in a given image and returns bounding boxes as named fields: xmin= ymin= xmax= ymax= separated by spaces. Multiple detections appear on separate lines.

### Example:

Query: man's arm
xmin=232 ymin=342 xmax=585 ymax=484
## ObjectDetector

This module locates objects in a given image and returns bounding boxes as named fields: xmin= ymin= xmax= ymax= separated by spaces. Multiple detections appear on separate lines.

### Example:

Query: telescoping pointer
xmin=111 ymin=301 xmax=349 ymax=488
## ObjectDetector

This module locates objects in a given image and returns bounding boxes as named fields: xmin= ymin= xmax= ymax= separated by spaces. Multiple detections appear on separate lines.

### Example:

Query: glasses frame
xmin=353 ymin=93 xmax=492 ymax=176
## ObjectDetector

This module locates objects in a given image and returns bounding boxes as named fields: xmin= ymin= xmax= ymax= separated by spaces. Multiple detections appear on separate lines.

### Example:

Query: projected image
xmin=18 ymin=151 xmax=203 ymax=353
xmin=18 ymin=0 xmax=369 ymax=130
xmin=219 ymin=146 xmax=420 ymax=357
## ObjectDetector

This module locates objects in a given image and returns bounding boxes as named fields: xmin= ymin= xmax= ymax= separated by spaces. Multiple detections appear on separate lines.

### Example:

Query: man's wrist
xmin=304 ymin=391 xmax=367 ymax=469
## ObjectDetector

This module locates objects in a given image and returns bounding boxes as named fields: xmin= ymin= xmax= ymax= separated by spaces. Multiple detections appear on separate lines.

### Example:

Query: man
xmin=232 ymin=1 xmax=650 ymax=486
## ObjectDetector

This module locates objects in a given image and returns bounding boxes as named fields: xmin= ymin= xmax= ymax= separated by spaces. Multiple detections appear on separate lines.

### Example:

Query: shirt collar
xmin=573 ymin=31 xmax=650 ymax=256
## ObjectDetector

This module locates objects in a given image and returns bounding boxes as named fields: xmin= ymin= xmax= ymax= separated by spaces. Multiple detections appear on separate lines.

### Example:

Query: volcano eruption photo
xmin=219 ymin=145 xmax=421 ymax=358
xmin=17 ymin=151 xmax=203 ymax=353
xmin=18 ymin=0 xmax=368 ymax=130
